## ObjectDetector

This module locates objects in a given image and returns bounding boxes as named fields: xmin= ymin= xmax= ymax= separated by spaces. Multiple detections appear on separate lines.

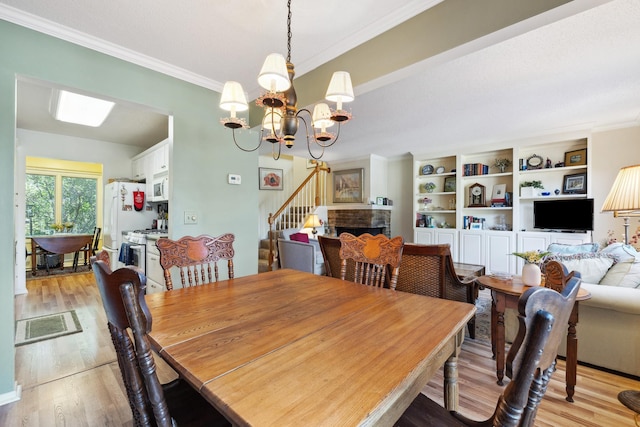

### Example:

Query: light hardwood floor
xmin=1 ymin=272 xmax=638 ymax=426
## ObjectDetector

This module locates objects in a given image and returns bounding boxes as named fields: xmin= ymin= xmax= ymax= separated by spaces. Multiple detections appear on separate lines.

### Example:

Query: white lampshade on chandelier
xmin=219 ymin=0 xmax=354 ymax=160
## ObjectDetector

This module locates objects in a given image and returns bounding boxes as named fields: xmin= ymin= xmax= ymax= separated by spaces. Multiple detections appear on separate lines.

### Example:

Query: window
xmin=26 ymin=157 xmax=102 ymax=236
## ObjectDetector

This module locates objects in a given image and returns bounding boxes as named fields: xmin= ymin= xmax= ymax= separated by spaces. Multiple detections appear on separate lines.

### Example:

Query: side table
xmin=475 ymin=274 xmax=591 ymax=402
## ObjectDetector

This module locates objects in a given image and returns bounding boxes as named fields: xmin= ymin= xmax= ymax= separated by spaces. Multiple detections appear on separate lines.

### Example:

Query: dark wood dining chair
xmin=156 ymin=234 xmax=235 ymax=290
xmin=394 ymin=243 xmax=479 ymax=338
xmin=73 ymin=226 xmax=101 ymax=271
xmin=318 ymin=235 xmax=350 ymax=279
xmin=543 ymin=259 xmax=578 ymax=292
xmin=395 ymin=275 xmax=581 ymax=427
xmin=338 ymin=232 xmax=404 ymax=289
xmin=91 ymin=259 xmax=230 ymax=427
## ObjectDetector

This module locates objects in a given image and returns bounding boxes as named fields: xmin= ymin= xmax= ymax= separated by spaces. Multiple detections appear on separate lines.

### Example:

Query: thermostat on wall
xmin=228 ymin=174 xmax=241 ymax=185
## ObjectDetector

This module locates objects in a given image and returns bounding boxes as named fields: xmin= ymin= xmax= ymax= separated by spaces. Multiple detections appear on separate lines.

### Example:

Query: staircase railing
xmin=266 ymin=164 xmax=331 ymax=271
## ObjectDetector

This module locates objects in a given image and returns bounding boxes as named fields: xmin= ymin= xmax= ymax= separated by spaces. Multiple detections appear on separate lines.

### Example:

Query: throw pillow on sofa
xmin=599 ymin=259 xmax=640 ymax=288
xmin=547 ymin=242 xmax=599 ymax=254
xmin=290 ymin=232 xmax=310 ymax=243
xmin=544 ymin=252 xmax=615 ymax=283
xmin=600 ymin=242 xmax=640 ymax=262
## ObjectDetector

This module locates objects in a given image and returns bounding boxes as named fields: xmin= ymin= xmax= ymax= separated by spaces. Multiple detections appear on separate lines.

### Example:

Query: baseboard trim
xmin=557 ymin=355 xmax=640 ymax=382
xmin=0 ymin=382 xmax=22 ymax=406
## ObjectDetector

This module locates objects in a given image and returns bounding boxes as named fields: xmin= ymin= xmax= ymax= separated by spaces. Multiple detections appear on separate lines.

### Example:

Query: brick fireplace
xmin=328 ymin=207 xmax=391 ymax=238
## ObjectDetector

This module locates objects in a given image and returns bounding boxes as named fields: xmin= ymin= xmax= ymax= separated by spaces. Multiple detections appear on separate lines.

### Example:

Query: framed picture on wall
xmin=258 ymin=168 xmax=283 ymax=190
xmin=333 ymin=168 xmax=364 ymax=203
xmin=562 ymin=172 xmax=587 ymax=194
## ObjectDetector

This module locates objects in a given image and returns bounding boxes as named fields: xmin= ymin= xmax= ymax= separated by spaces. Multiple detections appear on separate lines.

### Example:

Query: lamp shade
xmin=303 ymin=214 xmax=322 ymax=229
xmin=601 ymin=164 xmax=640 ymax=213
xmin=312 ymin=103 xmax=334 ymax=129
xmin=219 ymin=81 xmax=248 ymax=112
xmin=325 ymin=71 xmax=354 ymax=103
xmin=258 ymin=53 xmax=291 ymax=92
xmin=262 ymin=108 xmax=282 ymax=131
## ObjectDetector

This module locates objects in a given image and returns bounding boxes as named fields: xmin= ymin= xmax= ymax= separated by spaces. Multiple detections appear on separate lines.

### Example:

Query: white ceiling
xmin=3 ymin=0 xmax=640 ymax=161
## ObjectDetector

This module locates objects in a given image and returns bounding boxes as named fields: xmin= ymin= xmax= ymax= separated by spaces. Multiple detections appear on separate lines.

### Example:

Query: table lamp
xmin=303 ymin=214 xmax=322 ymax=236
xmin=601 ymin=164 xmax=640 ymax=244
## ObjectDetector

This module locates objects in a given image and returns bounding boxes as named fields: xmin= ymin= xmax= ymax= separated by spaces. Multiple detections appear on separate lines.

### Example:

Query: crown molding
xmin=0 ymin=4 xmax=224 ymax=92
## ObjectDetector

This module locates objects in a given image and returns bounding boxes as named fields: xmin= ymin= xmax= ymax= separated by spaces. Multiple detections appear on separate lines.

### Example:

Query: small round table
xmin=475 ymin=274 xmax=591 ymax=402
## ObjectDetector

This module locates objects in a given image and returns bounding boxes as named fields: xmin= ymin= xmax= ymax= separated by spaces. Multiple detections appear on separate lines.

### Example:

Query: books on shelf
xmin=463 ymin=163 xmax=489 ymax=176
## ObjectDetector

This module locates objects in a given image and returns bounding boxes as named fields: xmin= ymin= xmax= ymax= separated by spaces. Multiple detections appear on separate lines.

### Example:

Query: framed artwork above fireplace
xmin=333 ymin=168 xmax=364 ymax=203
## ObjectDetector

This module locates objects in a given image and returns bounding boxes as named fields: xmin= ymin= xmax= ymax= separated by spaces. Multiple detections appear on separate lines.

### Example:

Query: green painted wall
xmin=0 ymin=20 xmax=259 ymax=395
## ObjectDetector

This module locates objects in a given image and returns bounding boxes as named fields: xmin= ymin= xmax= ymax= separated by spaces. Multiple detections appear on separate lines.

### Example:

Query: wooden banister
xmin=266 ymin=164 xmax=330 ymax=271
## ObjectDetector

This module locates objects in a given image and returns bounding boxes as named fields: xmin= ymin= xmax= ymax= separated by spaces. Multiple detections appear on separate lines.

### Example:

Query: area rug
xmin=472 ymin=289 xmax=492 ymax=343
xmin=15 ymin=310 xmax=83 ymax=346
xmin=26 ymin=264 xmax=92 ymax=280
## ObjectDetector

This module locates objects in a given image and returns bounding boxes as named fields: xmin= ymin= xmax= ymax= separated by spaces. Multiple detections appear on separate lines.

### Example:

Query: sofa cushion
xmin=290 ymin=232 xmax=310 ymax=243
xmin=547 ymin=242 xmax=599 ymax=254
xmin=545 ymin=252 xmax=615 ymax=283
xmin=599 ymin=259 xmax=640 ymax=288
xmin=600 ymin=242 xmax=640 ymax=262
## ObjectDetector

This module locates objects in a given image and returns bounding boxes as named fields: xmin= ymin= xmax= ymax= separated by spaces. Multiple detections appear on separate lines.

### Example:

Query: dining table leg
xmin=443 ymin=330 xmax=464 ymax=411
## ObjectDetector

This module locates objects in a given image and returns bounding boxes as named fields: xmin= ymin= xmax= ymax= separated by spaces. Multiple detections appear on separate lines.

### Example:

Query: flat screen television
xmin=533 ymin=198 xmax=594 ymax=232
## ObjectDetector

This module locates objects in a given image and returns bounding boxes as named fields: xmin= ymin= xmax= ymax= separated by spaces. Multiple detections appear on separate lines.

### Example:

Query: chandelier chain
xmin=287 ymin=0 xmax=292 ymax=63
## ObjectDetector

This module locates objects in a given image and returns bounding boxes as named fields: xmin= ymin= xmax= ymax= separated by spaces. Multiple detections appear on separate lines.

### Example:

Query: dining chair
xmin=338 ymin=232 xmax=404 ymax=289
xmin=543 ymin=259 xmax=578 ymax=292
xmin=394 ymin=243 xmax=479 ymax=338
xmin=395 ymin=275 xmax=581 ymax=427
xmin=73 ymin=226 xmax=101 ymax=271
xmin=91 ymin=259 xmax=230 ymax=427
xmin=156 ymin=233 xmax=235 ymax=291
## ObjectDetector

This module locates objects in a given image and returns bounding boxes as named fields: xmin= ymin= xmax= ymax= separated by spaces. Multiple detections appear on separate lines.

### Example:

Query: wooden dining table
xmin=145 ymin=269 xmax=476 ymax=427
xmin=29 ymin=233 xmax=93 ymax=275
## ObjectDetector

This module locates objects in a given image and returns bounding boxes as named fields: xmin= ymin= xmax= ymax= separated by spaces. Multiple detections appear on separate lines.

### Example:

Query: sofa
xmin=277 ymin=229 xmax=325 ymax=275
xmin=507 ymin=242 xmax=640 ymax=377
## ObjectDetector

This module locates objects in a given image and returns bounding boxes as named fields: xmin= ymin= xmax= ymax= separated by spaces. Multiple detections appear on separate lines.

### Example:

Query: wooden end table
xmin=475 ymin=274 xmax=591 ymax=402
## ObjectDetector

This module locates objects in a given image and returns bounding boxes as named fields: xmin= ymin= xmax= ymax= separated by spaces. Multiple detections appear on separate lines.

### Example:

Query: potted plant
xmin=493 ymin=158 xmax=512 ymax=173
xmin=520 ymin=180 xmax=544 ymax=198
xmin=512 ymin=250 xmax=550 ymax=286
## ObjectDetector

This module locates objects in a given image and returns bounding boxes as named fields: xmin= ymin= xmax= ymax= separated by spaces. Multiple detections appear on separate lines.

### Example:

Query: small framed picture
xmin=259 ymin=167 xmax=283 ymax=190
xmin=491 ymin=183 xmax=507 ymax=200
xmin=470 ymin=223 xmax=483 ymax=230
xmin=564 ymin=148 xmax=587 ymax=167
xmin=444 ymin=176 xmax=456 ymax=192
xmin=562 ymin=172 xmax=587 ymax=194
xmin=376 ymin=196 xmax=384 ymax=205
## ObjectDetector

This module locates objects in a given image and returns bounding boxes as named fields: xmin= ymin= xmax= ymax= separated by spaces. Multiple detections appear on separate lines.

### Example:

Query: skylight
xmin=52 ymin=90 xmax=115 ymax=127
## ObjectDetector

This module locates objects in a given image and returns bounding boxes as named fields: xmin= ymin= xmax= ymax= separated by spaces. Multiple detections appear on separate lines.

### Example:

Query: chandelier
xmin=219 ymin=0 xmax=354 ymax=160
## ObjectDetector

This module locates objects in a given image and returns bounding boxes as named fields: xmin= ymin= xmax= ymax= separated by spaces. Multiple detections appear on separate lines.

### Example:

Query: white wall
xmin=591 ymin=125 xmax=640 ymax=246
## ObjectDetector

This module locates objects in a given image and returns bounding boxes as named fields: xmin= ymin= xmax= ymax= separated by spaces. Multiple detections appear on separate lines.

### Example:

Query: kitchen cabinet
xmin=153 ymin=143 xmax=169 ymax=175
xmin=146 ymin=238 xmax=165 ymax=294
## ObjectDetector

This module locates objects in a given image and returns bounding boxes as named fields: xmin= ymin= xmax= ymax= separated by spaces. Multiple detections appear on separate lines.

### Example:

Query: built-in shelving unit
xmin=412 ymin=135 xmax=591 ymax=272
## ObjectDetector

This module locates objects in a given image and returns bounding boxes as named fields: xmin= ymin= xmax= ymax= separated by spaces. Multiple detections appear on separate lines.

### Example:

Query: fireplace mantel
xmin=328 ymin=206 xmax=392 ymax=237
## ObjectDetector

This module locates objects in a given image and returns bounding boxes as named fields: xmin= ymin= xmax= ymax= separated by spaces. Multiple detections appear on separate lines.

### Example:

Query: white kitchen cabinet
xmin=153 ymin=143 xmax=169 ymax=175
xmin=146 ymin=239 xmax=166 ymax=292
xmin=414 ymin=228 xmax=459 ymax=261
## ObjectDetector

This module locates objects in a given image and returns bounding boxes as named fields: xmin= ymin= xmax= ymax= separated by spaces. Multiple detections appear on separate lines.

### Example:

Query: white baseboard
xmin=0 ymin=382 xmax=22 ymax=406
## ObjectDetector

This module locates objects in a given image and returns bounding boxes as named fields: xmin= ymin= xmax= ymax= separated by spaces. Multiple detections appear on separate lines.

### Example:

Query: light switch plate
xmin=184 ymin=211 xmax=198 ymax=224
xmin=228 ymin=174 xmax=241 ymax=185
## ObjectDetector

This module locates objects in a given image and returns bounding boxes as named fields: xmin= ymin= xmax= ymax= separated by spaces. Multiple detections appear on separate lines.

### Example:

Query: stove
xmin=124 ymin=229 xmax=167 ymax=244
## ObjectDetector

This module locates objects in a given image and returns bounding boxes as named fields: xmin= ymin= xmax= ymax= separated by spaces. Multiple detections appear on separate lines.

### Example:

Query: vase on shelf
xmin=522 ymin=263 xmax=542 ymax=286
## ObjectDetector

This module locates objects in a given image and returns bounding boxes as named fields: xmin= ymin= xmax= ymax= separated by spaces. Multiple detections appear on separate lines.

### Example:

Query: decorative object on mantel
xmin=512 ymin=250 xmax=550 ymax=286
xmin=601 ymin=164 xmax=640 ymax=244
xmin=493 ymin=158 xmax=512 ymax=173
xmin=218 ymin=0 xmax=354 ymax=160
